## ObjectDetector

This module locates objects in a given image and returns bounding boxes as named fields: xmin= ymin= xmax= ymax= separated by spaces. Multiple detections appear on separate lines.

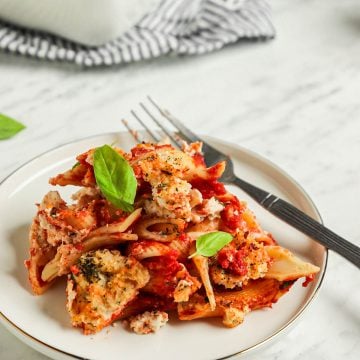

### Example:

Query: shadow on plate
xmin=38 ymin=278 xmax=71 ymax=330
xmin=7 ymin=223 xmax=31 ymax=292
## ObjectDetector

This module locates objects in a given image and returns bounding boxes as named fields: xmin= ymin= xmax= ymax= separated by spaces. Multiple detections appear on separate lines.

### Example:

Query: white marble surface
xmin=0 ymin=0 xmax=360 ymax=359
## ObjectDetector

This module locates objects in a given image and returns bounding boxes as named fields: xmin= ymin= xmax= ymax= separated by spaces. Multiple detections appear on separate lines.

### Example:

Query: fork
xmin=122 ymin=97 xmax=360 ymax=269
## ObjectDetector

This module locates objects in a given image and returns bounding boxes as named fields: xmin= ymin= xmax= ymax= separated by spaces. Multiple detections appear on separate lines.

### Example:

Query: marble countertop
xmin=1 ymin=0 xmax=359 ymax=359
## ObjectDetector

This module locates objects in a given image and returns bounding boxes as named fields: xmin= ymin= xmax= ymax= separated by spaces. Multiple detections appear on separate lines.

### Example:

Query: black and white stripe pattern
xmin=0 ymin=0 xmax=274 ymax=67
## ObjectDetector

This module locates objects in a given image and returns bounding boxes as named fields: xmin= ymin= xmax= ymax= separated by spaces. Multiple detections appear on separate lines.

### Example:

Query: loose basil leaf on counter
xmin=189 ymin=231 xmax=233 ymax=258
xmin=0 ymin=113 xmax=26 ymax=140
xmin=93 ymin=144 xmax=137 ymax=212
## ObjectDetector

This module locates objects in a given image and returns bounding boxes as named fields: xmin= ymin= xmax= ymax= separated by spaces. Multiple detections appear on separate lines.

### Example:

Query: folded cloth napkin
xmin=0 ymin=0 xmax=274 ymax=67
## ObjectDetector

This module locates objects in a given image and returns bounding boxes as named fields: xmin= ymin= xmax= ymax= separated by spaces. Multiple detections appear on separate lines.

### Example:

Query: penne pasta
xmin=264 ymin=246 xmax=320 ymax=281
xmin=178 ymin=279 xmax=282 ymax=326
xmin=190 ymin=245 xmax=216 ymax=311
xmin=134 ymin=217 xmax=185 ymax=242
xmin=87 ymin=208 xmax=142 ymax=237
xmin=26 ymin=140 xmax=320 ymax=335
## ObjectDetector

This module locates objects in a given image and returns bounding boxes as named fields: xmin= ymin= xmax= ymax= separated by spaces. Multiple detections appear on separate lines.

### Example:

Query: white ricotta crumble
xmin=129 ymin=311 xmax=169 ymax=335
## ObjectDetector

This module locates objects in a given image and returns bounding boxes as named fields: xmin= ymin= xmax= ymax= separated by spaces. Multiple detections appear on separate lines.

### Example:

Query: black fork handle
xmin=232 ymin=176 xmax=360 ymax=268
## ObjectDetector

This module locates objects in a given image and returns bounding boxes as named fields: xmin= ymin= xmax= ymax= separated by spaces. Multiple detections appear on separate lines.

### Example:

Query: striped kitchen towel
xmin=0 ymin=0 xmax=274 ymax=67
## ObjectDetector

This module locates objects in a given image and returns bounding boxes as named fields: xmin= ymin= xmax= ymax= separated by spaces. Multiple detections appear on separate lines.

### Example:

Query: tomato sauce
xmin=178 ymin=232 xmax=190 ymax=242
xmin=207 ymin=162 xmax=224 ymax=179
xmin=74 ymin=243 xmax=84 ymax=251
xmin=76 ymin=150 xmax=92 ymax=165
xmin=128 ymin=240 xmax=179 ymax=259
xmin=131 ymin=146 xmax=152 ymax=158
xmin=220 ymin=198 xmax=246 ymax=231
xmin=143 ymin=256 xmax=182 ymax=297
xmin=302 ymin=274 xmax=315 ymax=287
xmin=94 ymin=200 xmax=112 ymax=225
xmin=190 ymin=178 xmax=227 ymax=199
xmin=70 ymin=265 xmax=80 ymax=275
xmin=221 ymin=204 xmax=240 ymax=230
xmin=192 ymin=153 xmax=206 ymax=167
xmin=217 ymin=247 xmax=248 ymax=276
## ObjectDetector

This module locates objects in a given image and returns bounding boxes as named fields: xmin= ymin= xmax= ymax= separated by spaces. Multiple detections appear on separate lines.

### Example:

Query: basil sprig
xmin=0 ymin=113 xmax=25 ymax=140
xmin=189 ymin=231 xmax=233 ymax=258
xmin=93 ymin=145 xmax=137 ymax=212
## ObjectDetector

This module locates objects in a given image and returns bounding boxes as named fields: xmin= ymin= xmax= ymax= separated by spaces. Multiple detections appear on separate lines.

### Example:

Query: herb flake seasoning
xmin=78 ymin=255 xmax=100 ymax=282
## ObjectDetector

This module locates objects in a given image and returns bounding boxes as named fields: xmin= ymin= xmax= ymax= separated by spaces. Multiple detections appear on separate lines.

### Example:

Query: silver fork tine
xmin=147 ymin=96 xmax=201 ymax=144
xmin=140 ymin=102 xmax=182 ymax=149
xmin=147 ymin=96 xmax=227 ymax=164
xmin=126 ymin=99 xmax=360 ymax=268
xmin=130 ymin=109 xmax=161 ymax=143
xmin=121 ymin=119 xmax=144 ymax=143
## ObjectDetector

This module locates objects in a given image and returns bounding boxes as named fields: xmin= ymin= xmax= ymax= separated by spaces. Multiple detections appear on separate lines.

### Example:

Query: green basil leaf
xmin=72 ymin=162 xmax=80 ymax=169
xmin=0 ymin=113 xmax=26 ymax=140
xmin=93 ymin=145 xmax=137 ymax=212
xmin=189 ymin=231 xmax=233 ymax=258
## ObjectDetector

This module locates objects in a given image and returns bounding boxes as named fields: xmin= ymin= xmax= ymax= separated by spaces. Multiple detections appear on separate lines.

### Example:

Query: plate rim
xmin=0 ymin=131 xmax=328 ymax=360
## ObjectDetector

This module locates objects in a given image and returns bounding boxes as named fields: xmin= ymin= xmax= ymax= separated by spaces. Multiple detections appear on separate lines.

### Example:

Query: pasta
xmin=25 ymin=141 xmax=320 ymax=335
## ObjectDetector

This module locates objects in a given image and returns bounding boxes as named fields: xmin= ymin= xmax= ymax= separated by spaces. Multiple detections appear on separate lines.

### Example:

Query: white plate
xmin=0 ymin=133 xmax=327 ymax=360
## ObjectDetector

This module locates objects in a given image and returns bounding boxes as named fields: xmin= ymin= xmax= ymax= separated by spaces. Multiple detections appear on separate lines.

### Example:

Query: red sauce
xmin=145 ymin=255 xmax=180 ymax=274
xmin=94 ymin=200 xmax=112 ymax=225
xmin=131 ymin=147 xmax=152 ymax=158
xmin=228 ymin=195 xmax=241 ymax=207
xmin=181 ymin=309 xmax=197 ymax=316
xmin=302 ymin=274 xmax=315 ymax=287
xmin=76 ymin=150 xmax=92 ymax=165
xmin=207 ymin=162 xmax=224 ymax=179
xmin=132 ymin=164 xmax=143 ymax=179
xmin=70 ymin=265 xmax=80 ymax=275
xmin=121 ymin=295 xmax=176 ymax=319
xmin=131 ymin=144 xmax=172 ymax=158
xmin=192 ymin=153 xmax=206 ymax=167
xmin=83 ymin=168 xmax=96 ymax=186
xmin=128 ymin=241 xmax=179 ymax=259
xmin=221 ymin=203 xmax=242 ymax=230
xmin=190 ymin=178 xmax=227 ymax=199
xmin=178 ymin=232 xmax=190 ymax=242
xmin=74 ymin=243 xmax=84 ymax=251
xmin=217 ymin=247 xmax=248 ymax=276
xmin=143 ymin=256 xmax=182 ymax=297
